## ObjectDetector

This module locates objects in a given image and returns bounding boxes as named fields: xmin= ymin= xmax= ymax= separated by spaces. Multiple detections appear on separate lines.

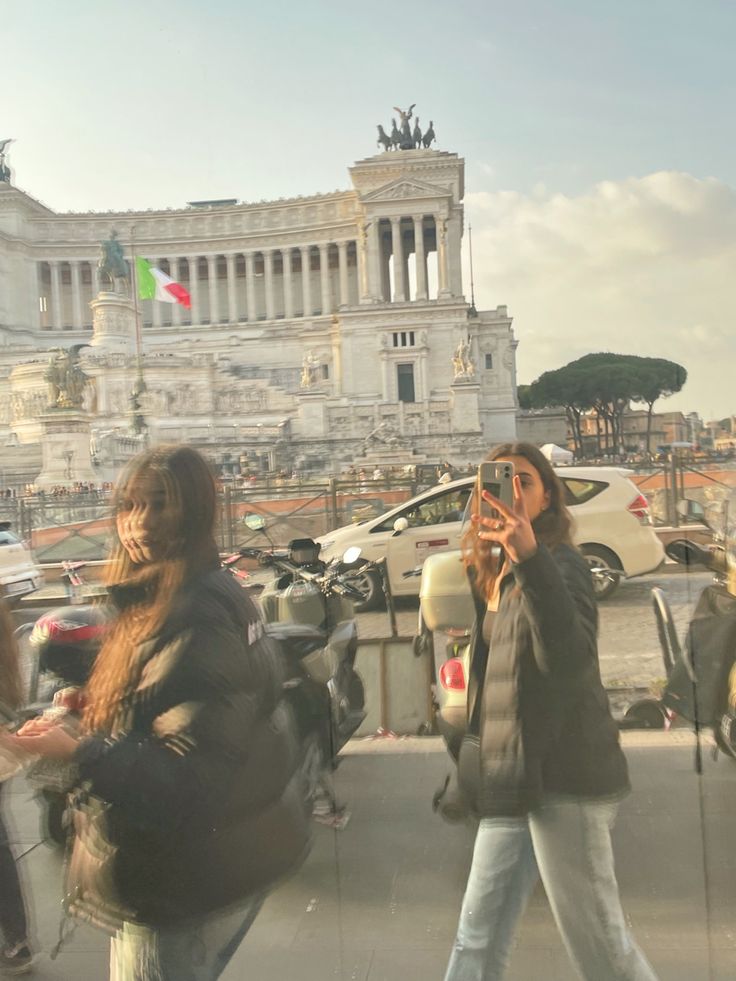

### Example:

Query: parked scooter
xmin=623 ymin=496 xmax=736 ymax=767
xmin=230 ymin=516 xmax=369 ymax=821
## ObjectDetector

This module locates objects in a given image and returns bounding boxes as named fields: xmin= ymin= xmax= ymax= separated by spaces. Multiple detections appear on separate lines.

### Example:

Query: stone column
xmin=151 ymin=258 xmax=162 ymax=328
xmin=300 ymin=246 xmax=312 ymax=318
xmin=225 ymin=253 xmax=237 ymax=323
xmin=319 ymin=243 xmax=331 ymax=314
xmin=245 ymin=252 xmax=256 ymax=321
xmin=50 ymin=261 xmax=62 ymax=330
xmin=168 ymin=257 xmax=182 ymax=325
xmin=264 ymin=250 xmax=275 ymax=320
xmin=391 ymin=218 xmax=406 ymax=302
xmin=207 ymin=255 xmax=219 ymax=324
xmin=369 ymin=220 xmax=382 ymax=301
xmin=70 ymin=261 xmax=83 ymax=329
xmin=413 ymin=216 xmax=428 ymax=300
xmin=448 ymin=214 xmax=463 ymax=297
xmin=437 ymin=216 xmax=450 ymax=297
xmin=357 ymin=221 xmax=370 ymax=302
xmin=89 ymin=262 xmax=99 ymax=300
xmin=35 ymin=263 xmax=45 ymax=329
xmin=337 ymin=241 xmax=349 ymax=306
xmin=380 ymin=229 xmax=391 ymax=303
xmin=282 ymin=248 xmax=294 ymax=319
xmin=188 ymin=256 xmax=200 ymax=323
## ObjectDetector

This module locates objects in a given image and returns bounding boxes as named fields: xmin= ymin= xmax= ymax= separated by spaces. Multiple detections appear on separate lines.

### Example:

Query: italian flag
xmin=136 ymin=256 xmax=191 ymax=309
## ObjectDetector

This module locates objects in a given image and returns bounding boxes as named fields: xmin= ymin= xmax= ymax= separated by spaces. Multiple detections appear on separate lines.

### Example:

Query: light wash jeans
xmin=445 ymin=797 xmax=659 ymax=981
xmin=109 ymin=895 xmax=264 ymax=981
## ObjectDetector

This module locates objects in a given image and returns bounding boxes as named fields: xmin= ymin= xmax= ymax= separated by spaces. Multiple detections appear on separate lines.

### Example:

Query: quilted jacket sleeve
xmin=511 ymin=543 xmax=598 ymax=677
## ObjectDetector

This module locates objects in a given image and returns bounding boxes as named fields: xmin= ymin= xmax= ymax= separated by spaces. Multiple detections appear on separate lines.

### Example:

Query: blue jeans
xmin=445 ymin=797 xmax=659 ymax=981
xmin=109 ymin=895 xmax=264 ymax=981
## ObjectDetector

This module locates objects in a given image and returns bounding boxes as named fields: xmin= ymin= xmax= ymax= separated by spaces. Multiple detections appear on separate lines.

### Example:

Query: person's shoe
xmin=0 ymin=941 xmax=33 ymax=975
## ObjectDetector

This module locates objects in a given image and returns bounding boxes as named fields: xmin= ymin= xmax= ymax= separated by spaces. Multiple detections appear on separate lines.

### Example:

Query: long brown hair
xmin=0 ymin=596 xmax=22 ymax=709
xmin=461 ymin=442 xmax=573 ymax=601
xmin=84 ymin=445 xmax=220 ymax=732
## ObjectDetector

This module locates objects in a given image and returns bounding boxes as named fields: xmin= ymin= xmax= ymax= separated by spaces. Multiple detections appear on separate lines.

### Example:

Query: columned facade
xmin=0 ymin=147 xmax=518 ymax=475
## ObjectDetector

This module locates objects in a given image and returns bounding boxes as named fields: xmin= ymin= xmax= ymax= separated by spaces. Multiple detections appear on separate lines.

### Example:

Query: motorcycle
xmin=623 ymin=495 xmax=736 ymax=767
xmin=234 ymin=518 xmax=368 ymax=820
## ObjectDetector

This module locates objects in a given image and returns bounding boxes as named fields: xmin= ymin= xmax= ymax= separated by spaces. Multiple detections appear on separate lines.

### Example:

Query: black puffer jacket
xmin=66 ymin=566 xmax=310 ymax=930
xmin=463 ymin=543 xmax=629 ymax=817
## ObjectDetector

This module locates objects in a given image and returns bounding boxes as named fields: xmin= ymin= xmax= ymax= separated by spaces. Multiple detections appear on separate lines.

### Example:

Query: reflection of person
xmin=14 ymin=445 xmax=309 ymax=981
xmin=444 ymin=442 xmax=657 ymax=981
xmin=0 ymin=598 xmax=33 ymax=975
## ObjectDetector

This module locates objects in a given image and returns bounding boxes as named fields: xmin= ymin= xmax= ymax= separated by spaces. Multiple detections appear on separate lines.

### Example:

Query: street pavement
xmin=357 ymin=568 xmax=713 ymax=690
xmin=4 ymin=730 xmax=736 ymax=980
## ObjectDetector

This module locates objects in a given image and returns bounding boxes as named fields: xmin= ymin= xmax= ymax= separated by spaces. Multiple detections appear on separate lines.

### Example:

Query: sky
xmin=4 ymin=0 xmax=736 ymax=419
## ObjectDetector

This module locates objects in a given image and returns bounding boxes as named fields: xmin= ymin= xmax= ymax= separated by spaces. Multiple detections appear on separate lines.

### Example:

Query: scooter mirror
xmin=342 ymin=546 xmax=362 ymax=565
xmin=242 ymin=514 xmax=266 ymax=531
xmin=665 ymin=539 xmax=710 ymax=568
xmin=393 ymin=517 xmax=409 ymax=535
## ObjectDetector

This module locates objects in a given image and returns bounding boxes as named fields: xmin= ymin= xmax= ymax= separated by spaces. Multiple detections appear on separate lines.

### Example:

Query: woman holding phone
xmin=444 ymin=442 xmax=657 ymax=981
xmin=0 ymin=598 xmax=33 ymax=975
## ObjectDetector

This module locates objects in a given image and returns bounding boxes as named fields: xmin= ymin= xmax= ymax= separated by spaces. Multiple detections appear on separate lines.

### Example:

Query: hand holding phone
xmin=477 ymin=461 xmax=515 ymax=525
xmin=474 ymin=462 xmax=539 ymax=564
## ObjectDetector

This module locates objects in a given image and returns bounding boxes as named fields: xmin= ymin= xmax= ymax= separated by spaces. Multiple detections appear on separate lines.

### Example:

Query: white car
xmin=0 ymin=522 xmax=44 ymax=603
xmin=316 ymin=467 xmax=664 ymax=608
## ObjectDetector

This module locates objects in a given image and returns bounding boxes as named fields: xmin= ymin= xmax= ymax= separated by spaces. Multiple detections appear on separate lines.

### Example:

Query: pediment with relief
xmin=361 ymin=177 xmax=451 ymax=203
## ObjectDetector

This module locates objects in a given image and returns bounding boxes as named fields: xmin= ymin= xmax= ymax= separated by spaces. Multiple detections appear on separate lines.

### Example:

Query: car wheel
xmin=345 ymin=568 xmax=384 ymax=612
xmin=581 ymin=546 xmax=622 ymax=601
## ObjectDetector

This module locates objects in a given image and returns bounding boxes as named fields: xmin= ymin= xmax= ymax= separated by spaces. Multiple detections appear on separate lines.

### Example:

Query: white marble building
xmin=0 ymin=146 xmax=518 ymax=478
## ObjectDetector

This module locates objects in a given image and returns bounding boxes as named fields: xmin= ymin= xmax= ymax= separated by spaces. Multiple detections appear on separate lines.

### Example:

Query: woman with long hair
xmin=444 ymin=442 xmax=657 ymax=981
xmin=0 ymin=597 xmax=33 ymax=975
xmin=14 ymin=445 xmax=309 ymax=980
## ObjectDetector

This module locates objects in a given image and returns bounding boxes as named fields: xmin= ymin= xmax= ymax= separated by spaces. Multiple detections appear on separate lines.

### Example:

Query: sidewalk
xmin=4 ymin=732 xmax=736 ymax=980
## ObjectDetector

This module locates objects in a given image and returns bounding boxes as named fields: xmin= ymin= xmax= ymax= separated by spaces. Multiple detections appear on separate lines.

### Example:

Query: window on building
xmin=397 ymin=363 xmax=415 ymax=403
xmin=392 ymin=331 xmax=415 ymax=348
xmin=485 ymin=353 xmax=493 ymax=370
xmin=321 ymin=364 xmax=329 ymax=380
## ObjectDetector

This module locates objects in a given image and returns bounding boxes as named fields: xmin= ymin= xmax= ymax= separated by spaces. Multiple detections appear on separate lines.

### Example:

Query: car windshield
xmin=374 ymin=485 xmax=472 ymax=532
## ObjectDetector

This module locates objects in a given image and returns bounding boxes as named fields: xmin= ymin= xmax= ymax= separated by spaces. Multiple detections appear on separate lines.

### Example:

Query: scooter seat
xmin=265 ymin=622 xmax=326 ymax=659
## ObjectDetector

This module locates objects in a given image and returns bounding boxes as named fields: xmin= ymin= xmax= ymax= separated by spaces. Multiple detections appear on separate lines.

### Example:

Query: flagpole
xmin=468 ymin=221 xmax=477 ymax=318
xmin=129 ymin=225 xmax=143 ymax=361
xmin=128 ymin=226 xmax=147 ymax=439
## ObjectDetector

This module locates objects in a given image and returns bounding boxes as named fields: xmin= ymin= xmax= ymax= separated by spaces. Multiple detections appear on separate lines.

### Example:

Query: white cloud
xmin=465 ymin=172 xmax=736 ymax=418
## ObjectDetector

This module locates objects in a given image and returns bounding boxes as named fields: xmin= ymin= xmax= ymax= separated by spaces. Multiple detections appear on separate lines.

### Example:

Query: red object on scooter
xmin=440 ymin=658 xmax=466 ymax=692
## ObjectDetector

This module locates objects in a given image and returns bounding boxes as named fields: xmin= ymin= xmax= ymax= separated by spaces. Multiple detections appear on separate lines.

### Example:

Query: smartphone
xmin=477 ymin=461 xmax=515 ymax=524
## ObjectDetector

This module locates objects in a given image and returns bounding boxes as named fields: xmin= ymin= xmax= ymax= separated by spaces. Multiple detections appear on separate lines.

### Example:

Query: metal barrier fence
xmin=0 ymin=479 xmax=421 ymax=562
xmin=2 ymin=461 xmax=735 ymax=564
xmin=217 ymin=478 xmax=419 ymax=552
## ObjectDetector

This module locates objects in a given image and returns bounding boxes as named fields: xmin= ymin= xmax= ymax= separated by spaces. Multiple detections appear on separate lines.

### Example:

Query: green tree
xmin=628 ymin=357 xmax=687 ymax=456
xmin=525 ymin=353 xmax=687 ymax=458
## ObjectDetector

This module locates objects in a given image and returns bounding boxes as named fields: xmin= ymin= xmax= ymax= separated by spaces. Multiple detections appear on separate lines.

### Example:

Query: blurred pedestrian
xmin=14 ymin=445 xmax=310 ymax=981
xmin=0 ymin=598 xmax=33 ymax=975
xmin=443 ymin=442 xmax=657 ymax=981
